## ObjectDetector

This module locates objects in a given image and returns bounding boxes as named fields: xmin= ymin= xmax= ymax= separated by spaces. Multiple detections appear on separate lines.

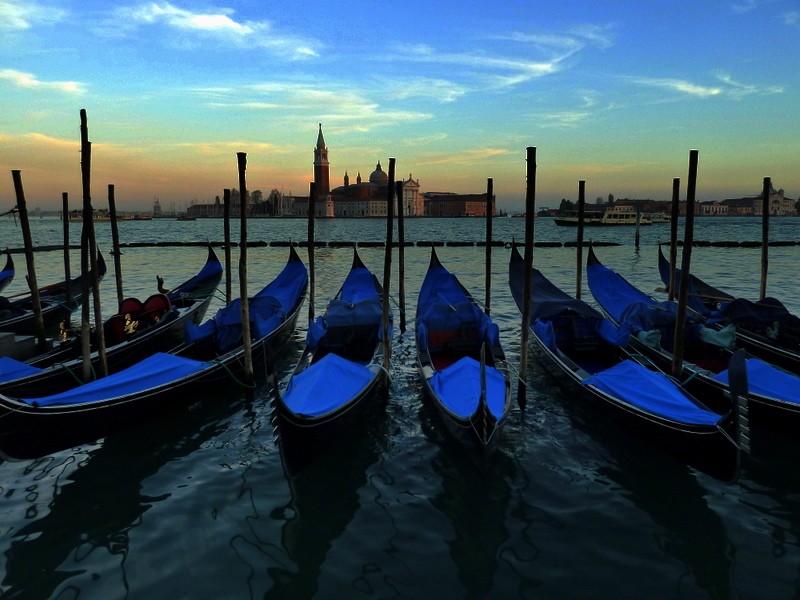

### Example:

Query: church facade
xmin=291 ymin=124 xmax=425 ymax=217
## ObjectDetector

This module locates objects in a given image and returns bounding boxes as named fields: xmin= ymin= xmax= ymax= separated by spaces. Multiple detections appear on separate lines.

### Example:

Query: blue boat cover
xmin=508 ymin=246 xmax=630 ymax=348
xmin=167 ymin=249 xmax=223 ymax=301
xmin=21 ymin=352 xmax=208 ymax=407
xmin=416 ymin=263 xmax=499 ymax=349
xmin=712 ymin=358 xmax=800 ymax=405
xmin=586 ymin=258 xmax=655 ymax=323
xmin=282 ymin=352 xmax=376 ymax=417
xmin=429 ymin=356 xmax=507 ymax=420
xmin=0 ymin=356 xmax=43 ymax=382
xmin=583 ymin=360 xmax=723 ymax=425
xmin=185 ymin=253 xmax=307 ymax=352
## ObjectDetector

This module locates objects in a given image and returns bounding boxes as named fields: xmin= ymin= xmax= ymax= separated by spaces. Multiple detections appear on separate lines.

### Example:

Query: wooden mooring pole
xmin=576 ymin=180 xmax=586 ymax=300
xmin=223 ymin=188 xmax=232 ymax=304
xmin=396 ymin=180 xmax=406 ymax=332
xmin=484 ymin=178 xmax=493 ymax=315
xmin=79 ymin=109 xmax=108 ymax=380
xmin=307 ymin=181 xmax=316 ymax=324
xmin=237 ymin=152 xmax=253 ymax=381
xmin=382 ymin=158 xmax=395 ymax=372
xmin=760 ymin=176 xmax=770 ymax=300
xmin=517 ymin=146 xmax=536 ymax=409
xmin=61 ymin=192 xmax=72 ymax=306
xmin=11 ymin=171 xmax=46 ymax=349
xmin=108 ymin=184 xmax=124 ymax=306
xmin=668 ymin=178 xmax=680 ymax=302
xmin=672 ymin=150 xmax=698 ymax=379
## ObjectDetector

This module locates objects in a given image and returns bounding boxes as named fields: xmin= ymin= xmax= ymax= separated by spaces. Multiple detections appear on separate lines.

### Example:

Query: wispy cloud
xmin=632 ymin=77 xmax=723 ymax=97
xmin=535 ymin=111 xmax=592 ymax=128
xmin=0 ymin=69 xmax=85 ymax=94
xmin=785 ymin=11 xmax=800 ymax=27
xmin=392 ymin=23 xmax=614 ymax=92
xmin=382 ymin=77 xmax=468 ymax=103
xmin=419 ymin=148 xmax=511 ymax=166
xmin=716 ymin=72 xmax=783 ymax=98
xmin=191 ymin=82 xmax=433 ymax=133
xmin=0 ymin=1 xmax=66 ymax=30
xmin=630 ymin=73 xmax=782 ymax=99
xmin=730 ymin=0 xmax=759 ymax=13
xmin=114 ymin=2 xmax=321 ymax=60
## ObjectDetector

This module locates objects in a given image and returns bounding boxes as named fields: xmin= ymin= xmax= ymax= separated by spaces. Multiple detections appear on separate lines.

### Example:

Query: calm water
xmin=1 ymin=215 xmax=799 ymax=599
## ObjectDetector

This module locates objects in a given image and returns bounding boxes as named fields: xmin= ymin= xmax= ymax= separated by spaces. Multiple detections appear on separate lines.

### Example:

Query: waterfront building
xmin=424 ymin=192 xmax=495 ymax=217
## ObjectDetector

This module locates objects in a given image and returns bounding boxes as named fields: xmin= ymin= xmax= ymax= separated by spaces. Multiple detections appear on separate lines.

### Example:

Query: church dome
xmin=369 ymin=161 xmax=388 ymax=184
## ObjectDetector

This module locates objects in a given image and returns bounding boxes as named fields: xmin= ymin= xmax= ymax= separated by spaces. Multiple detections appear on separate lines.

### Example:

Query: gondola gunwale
xmin=657 ymin=244 xmax=800 ymax=375
xmin=509 ymin=243 xmax=738 ymax=474
xmin=587 ymin=244 xmax=800 ymax=427
xmin=0 ymin=251 xmax=108 ymax=335
xmin=0 ymin=246 xmax=307 ymax=457
xmin=415 ymin=246 xmax=512 ymax=453
xmin=273 ymin=247 xmax=390 ymax=450
xmin=0 ymin=245 xmax=223 ymax=397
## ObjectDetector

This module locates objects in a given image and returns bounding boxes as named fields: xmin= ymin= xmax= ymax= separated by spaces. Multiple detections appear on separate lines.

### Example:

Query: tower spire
xmin=316 ymin=123 xmax=325 ymax=149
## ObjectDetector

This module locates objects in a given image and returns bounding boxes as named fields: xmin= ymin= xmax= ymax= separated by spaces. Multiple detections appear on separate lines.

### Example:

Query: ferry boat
xmin=554 ymin=205 xmax=652 ymax=227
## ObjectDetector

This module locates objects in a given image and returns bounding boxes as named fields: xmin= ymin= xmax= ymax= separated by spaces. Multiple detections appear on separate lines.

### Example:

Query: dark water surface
xmin=1 ymin=216 xmax=799 ymax=598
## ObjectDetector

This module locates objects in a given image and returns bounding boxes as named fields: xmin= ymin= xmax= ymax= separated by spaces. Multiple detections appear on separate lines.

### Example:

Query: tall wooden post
xmin=396 ymin=180 xmax=406 ymax=332
xmin=672 ymin=150 xmax=698 ymax=379
xmin=517 ymin=147 xmax=536 ymax=409
xmin=61 ymin=192 xmax=72 ymax=305
xmin=576 ymin=180 xmax=586 ymax=300
xmin=484 ymin=178 xmax=493 ymax=315
xmin=634 ymin=206 xmax=641 ymax=250
xmin=223 ymin=188 xmax=232 ymax=304
xmin=668 ymin=178 xmax=680 ymax=302
xmin=307 ymin=181 xmax=316 ymax=324
xmin=760 ymin=176 xmax=770 ymax=300
xmin=237 ymin=152 xmax=253 ymax=381
xmin=81 ymin=109 xmax=108 ymax=379
xmin=382 ymin=158 xmax=395 ymax=371
xmin=108 ymin=184 xmax=124 ymax=306
xmin=11 ymin=171 xmax=46 ymax=348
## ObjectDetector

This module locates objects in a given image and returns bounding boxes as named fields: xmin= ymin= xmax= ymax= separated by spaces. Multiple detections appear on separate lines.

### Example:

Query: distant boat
xmin=66 ymin=209 xmax=118 ymax=222
xmin=554 ymin=205 xmax=652 ymax=227
xmin=176 ymin=215 xmax=196 ymax=221
xmin=648 ymin=212 xmax=671 ymax=223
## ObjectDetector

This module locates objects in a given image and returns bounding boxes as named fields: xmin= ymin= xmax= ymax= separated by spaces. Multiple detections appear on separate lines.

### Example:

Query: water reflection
xmin=560 ymin=390 xmax=737 ymax=599
xmin=265 ymin=410 xmax=388 ymax=598
xmin=0 ymin=389 xmax=245 ymax=598
xmin=418 ymin=397 xmax=533 ymax=597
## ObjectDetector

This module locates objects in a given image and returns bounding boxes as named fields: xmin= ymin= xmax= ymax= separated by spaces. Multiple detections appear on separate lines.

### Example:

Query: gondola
xmin=658 ymin=244 xmax=800 ymax=374
xmin=508 ymin=243 xmax=738 ymax=473
xmin=0 ymin=245 xmax=223 ymax=397
xmin=0 ymin=251 xmax=14 ymax=294
xmin=0 ymin=245 xmax=307 ymax=459
xmin=415 ymin=247 xmax=511 ymax=453
xmin=273 ymin=249 xmax=390 ymax=473
xmin=0 ymin=251 xmax=107 ymax=335
xmin=587 ymin=245 xmax=800 ymax=430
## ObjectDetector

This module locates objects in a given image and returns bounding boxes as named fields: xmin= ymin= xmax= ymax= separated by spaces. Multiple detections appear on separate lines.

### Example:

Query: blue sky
xmin=1 ymin=0 xmax=798 ymax=211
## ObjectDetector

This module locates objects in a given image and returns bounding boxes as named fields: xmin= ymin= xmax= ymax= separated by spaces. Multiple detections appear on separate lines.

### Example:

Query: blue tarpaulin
xmin=712 ymin=358 xmax=800 ymax=405
xmin=429 ymin=356 xmax=507 ymax=420
xmin=583 ymin=360 xmax=723 ymax=426
xmin=21 ymin=352 xmax=208 ymax=407
xmin=283 ymin=352 xmax=376 ymax=417
xmin=0 ymin=356 xmax=44 ymax=383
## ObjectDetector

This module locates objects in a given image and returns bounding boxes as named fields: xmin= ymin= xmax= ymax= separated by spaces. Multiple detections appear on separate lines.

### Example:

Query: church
xmin=291 ymin=124 xmax=425 ymax=217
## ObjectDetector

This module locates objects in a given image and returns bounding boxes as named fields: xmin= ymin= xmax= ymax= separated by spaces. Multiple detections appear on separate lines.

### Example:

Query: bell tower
xmin=313 ymin=123 xmax=330 ymax=199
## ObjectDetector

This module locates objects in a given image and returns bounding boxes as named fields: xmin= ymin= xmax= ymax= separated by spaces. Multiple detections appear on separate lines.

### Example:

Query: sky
xmin=1 ymin=0 xmax=798 ymax=212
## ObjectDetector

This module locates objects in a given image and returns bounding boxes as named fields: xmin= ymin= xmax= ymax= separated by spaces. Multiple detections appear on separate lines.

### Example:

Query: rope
xmin=211 ymin=356 xmax=256 ymax=389
xmin=54 ymin=361 xmax=97 ymax=385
